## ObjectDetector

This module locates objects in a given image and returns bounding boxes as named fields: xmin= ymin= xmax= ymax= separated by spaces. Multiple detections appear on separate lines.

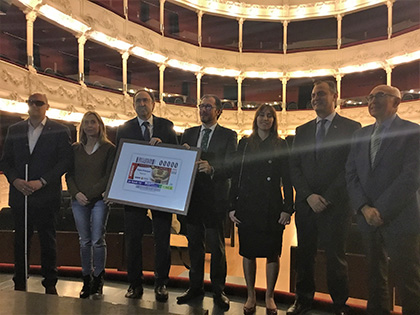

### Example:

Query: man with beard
xmin=288 ymin=81 xmax=360 ymax=315
xmin=177 ymin=94 xmax=237 ymax=311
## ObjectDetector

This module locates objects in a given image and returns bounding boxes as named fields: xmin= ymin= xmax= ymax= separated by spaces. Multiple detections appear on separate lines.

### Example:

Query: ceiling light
xmin=295 ymin=5 xmax=307 ymax=18
xmin=345 ymin=0 xmax=357 ymax=10
xmin=209 ymin=0 xmax=219 ymax=12
xmin=244 ymin=71 xmax=283 ymax=79
xmin=102 ymin=118 xmax=126 ymax=127
xmin=387 ymin=51 xmax=420 ymax=66
xmin=228 ymin=3 xmax=239 ymax=16
xmin=203 ymin=67 xmax=241 ymax=77
xmin=131 ymin=46 xmax=167 ymax=64
xmin=248 ymin=5 xmax=260 ymax=18
xmin=0 ymin=99 xmax=28 ymax=114
xmin=317 ymin=4 xmax=330 ymax=16
xmin=38 ymin=5 xmax=90 ymax=34
xmin=167 ymin=59 xmax=201 ymax=72
xmin=269 ymin=7 xmax=281 ymax=19
xmin=339 ymin=61 xmax=382 ymax=74
xmin=89 ymin=31 xmax=132 ymax=51
xmin=17 ymin=0 xmax=41 ymax=8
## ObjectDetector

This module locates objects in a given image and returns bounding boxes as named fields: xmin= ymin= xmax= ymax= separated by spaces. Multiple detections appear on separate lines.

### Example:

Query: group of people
xmin=0 ymin=80 xmax=419 ymax=315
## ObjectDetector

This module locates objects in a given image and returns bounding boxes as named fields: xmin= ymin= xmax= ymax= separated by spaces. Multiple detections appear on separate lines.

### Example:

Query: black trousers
xmin=124 ymin=206 xmax=172 ymax=287
xmin=363 ymin=230 xmax=420 ymax=315
xmin=12 ymin=206 xmax=58 ymax=289
xmin=186 ymin=212 xmax=227 ymax=295
xmin=295 ymin=206 xmax=351 ymax=309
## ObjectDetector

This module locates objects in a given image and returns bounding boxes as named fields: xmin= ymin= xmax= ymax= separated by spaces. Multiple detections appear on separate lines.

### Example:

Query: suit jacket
xmin=116 ymin=115 xmax=177 ymax=146
xmin=346 ymin=115 xmax=420 ymax=234
xmin=290 ymin=113 xmax=361 ymax=216
xmin=0 ymin=118 xmax=72 ymax=209
xmin=181 ymin=124 xmax=237 ymax=219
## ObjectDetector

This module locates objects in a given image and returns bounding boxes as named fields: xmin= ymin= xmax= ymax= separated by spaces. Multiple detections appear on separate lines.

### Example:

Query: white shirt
xmin=316 ymin=111 xmax=336 ymax=136
xmin=28 ymin=117 xmax=47 ymax=154
xmin=137 ymin=116 xmax=153 ymax=138
xmin=197 ymin=123 xmax=217 ymax=148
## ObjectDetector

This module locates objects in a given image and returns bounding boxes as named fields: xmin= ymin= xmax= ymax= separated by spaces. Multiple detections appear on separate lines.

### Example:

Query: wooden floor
xmin=0 ymin=274 xmax=335 ymax=315
xmin=0 ymin=174 xmax=374 ymax=313
xmin=168 ymin=224 xmax=296 ymax=293
xmin=0 ymin=174 xmax=296 ymax=293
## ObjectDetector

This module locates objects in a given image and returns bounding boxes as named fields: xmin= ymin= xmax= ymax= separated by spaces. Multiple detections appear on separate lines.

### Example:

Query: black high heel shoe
xmin=243 ymin=304 xmax=256 ymax=315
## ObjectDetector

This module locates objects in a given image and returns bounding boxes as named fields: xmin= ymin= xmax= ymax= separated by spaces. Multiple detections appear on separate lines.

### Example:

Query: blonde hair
xmin=79 ymin=111 xmax=110 ymax=145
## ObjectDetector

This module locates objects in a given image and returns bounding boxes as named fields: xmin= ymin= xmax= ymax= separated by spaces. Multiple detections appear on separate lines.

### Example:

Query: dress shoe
xmin=213 ymin=292 xmax=230 ymax=311
xmin=286 ymin=301 xmax=311 ymax=315
xmin=266 ymin=307 xmax=278 ymax=315
xmin=45 ymin=286 xmax=58 ymax=295
xmin=124 ymin=285 xmax=143 ymax=299
xmin=155 ymin=284 xmax=168 ymax=302
xmin=14 ymin=284 xmax=26 ymax=291
xmin=176 ymin=288 xmax=205 ymax=304
xmin=334 ymin=305 xmax=351 ymax=315
xmin=243 ymin=304 xmax=256 ymax=315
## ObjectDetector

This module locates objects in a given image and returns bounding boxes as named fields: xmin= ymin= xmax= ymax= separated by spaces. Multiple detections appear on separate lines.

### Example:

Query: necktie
xmin=142 ymin=121 xmax=150 ymax=141
xmin=370 ymin=124 xmax=384 ymax=166
xmin=316 ymin=119 xmax=327 ymax=159
xmin=201 ymin=128 xmax=211 ymax=152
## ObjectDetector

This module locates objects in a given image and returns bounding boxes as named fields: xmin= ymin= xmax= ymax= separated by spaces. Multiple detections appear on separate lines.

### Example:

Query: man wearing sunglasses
xmin=0 ymin=93 xmax=72 ymax=294
xmin=346 ymin=85 xmax=420 ymax=314
xmin=177 ymin=95 xmax=237 ymax=311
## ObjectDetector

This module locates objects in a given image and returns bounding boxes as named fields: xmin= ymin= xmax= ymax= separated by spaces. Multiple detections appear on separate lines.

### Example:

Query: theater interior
xmin=0 ymin=0 xmax=419 ymax=313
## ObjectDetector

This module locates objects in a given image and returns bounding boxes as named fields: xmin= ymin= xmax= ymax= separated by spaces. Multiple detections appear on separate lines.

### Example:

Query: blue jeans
xmin=72 ymin=200 xmax=109 ymax=277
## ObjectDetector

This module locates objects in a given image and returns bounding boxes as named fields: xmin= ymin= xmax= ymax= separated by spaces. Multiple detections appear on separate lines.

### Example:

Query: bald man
xmin=0 ymin=93 xmax=72 ymax=294
xmin=346 ymin=85 xmax=420 ymax=314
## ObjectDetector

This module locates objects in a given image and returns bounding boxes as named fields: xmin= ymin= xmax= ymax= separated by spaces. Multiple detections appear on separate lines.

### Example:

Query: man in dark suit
xmin=116 ymin=89 xmax=178 ymax=302
xmin=288 ymin=80 xmax=361 ymax=315
xmin=176 ymin=94 xmax=237 ymax=311
xmin=346 ymin=85 xmax=420 ymax=314
xmin=0 ymin=93 xmax=72 ymax=294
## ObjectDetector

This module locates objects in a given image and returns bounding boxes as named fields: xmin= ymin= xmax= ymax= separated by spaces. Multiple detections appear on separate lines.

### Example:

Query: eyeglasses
xmin=26 ymin=99 xmax=46 ymax=107
xmin=199 ymin=104 xmax=216 ymax=110
xmin=366 ymin=92 xmax=398 ymax=103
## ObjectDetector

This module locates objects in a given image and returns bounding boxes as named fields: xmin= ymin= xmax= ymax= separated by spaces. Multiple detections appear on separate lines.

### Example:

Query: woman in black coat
xmin=229 ymin=104 xmax=294 ymax=315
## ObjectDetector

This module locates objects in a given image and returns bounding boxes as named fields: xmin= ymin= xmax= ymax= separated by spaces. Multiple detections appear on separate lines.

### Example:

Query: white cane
xmin=24 ymin=164 xmax=28 ymax=288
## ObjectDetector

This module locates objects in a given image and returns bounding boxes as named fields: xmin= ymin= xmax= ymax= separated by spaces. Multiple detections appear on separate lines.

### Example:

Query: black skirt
xmin=238 ymin=224 xmax=284 ymax=259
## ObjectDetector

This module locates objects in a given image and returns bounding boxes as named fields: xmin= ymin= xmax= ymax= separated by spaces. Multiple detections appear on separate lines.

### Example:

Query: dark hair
xmin=201 ymin=94 xmax=223 ymax=118
xmin=252 ymin=104 xmax=278 ymax=137
xmin=313 ymin=80 xmax=337 ymax=94
xmin=79 ymin=111 xmax=110 ymax=145
xmin=201 ymin=94 xmax=223 ymax=110
xmin=134 ymin=89 xmax=155 ymax=103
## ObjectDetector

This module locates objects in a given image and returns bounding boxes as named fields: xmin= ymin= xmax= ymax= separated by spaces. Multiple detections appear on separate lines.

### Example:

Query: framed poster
xmin=104 ymin=139 xmax=201 ymax=215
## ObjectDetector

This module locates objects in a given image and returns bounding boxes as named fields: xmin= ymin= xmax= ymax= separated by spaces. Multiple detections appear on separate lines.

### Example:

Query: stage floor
xmin=0 ymin=273 xmax=333 ymax=315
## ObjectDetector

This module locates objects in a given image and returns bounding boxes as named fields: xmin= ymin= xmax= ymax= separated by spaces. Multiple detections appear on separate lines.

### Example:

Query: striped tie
xmin=370 ymin=124 xmax=384 ymax=166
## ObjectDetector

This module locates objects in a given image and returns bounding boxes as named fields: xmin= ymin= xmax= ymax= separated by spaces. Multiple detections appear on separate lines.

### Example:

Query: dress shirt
xmin=28 ymin=117 xmax=47 ymax=154
xmin=372 ymin=114 xmax=397 ymax=136
xmin=315 ymin=111 xmax=336 ymax=136
xmin=197 ymin=123 xmax=217 ymax=148
xmin=137 ymin=116 xmax=153 ymax=139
